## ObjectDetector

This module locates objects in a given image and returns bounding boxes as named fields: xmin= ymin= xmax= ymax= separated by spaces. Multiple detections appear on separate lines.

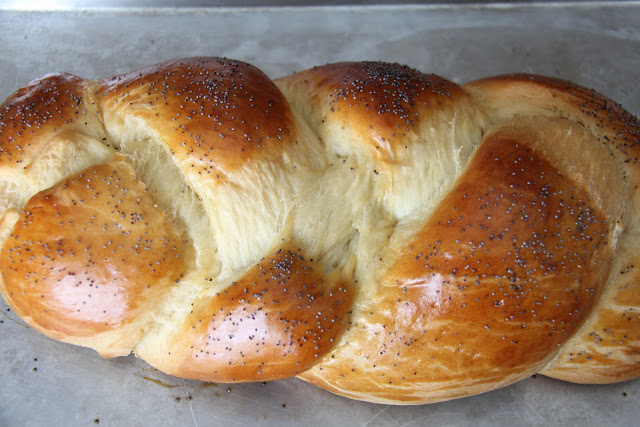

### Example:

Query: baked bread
xmin=1 ymin=58 xmax=638 ymax=404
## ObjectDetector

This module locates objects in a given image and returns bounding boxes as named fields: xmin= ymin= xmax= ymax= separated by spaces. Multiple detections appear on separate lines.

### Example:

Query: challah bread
xmin=0 ymin=58 xmax=638 ymax=404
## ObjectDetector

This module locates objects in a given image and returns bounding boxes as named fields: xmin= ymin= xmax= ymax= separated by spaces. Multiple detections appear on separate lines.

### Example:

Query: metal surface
xmin=1 ymin=3 xmax=639 ymax=425
xmin=0 ymin=1 xmax=617 ymax=11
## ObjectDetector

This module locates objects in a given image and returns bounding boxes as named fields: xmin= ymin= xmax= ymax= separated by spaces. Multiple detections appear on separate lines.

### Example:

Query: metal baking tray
xmin=1 ymin=2 xmax=639 ymax=425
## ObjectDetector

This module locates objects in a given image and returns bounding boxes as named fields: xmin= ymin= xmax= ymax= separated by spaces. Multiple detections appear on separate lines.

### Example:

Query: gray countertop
xmin=1 ymin=2 xmax=639 ymax=426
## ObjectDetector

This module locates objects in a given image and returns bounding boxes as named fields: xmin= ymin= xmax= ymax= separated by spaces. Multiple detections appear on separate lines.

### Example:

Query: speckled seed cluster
xmin=0 ymin=74 xmax=88 ymax=166
xmin=298 ymin=61 xmax=469 ymax=161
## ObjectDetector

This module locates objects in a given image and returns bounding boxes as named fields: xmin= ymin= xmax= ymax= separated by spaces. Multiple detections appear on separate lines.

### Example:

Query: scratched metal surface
xmin=1 ymin=3 xmax=640 ymax=426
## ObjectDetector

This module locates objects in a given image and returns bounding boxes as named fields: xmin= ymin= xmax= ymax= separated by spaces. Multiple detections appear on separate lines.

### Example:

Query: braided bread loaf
xmin=1 ymin=58 xmax=639 ymax=404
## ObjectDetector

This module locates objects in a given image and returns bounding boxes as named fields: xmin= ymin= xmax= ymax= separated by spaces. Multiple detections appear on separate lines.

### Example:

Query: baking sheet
xmin=1 ymin=2 xmax=639 ymax=425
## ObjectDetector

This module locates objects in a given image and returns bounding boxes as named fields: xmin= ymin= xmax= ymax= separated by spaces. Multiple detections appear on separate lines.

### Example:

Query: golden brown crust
xmin=138 ymin=243 xmax=355 ymax=383
xmin=463 ymin=74 xmax=640 ymax=385
xmin=0 ymin=73 xmax=87 ymax=169
xmin=297 ymin=119 xmax=618 ymax=403
xmin=0 ymin=154 xmax=189 ymax=356
xmin=0 ymin=59 xmax=639 ymax=404
xmin=275 ymin=62 xmax=475 ymax=163
xmin=540 ymin=235 xmax=640 ymax=383
xmin=0 ymin=73 xmax=112 ymax=216
xmin=95 ymin=57 xmax=298 ymax=175
xmin=464 ymin=73 xmax=640 ymax=189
